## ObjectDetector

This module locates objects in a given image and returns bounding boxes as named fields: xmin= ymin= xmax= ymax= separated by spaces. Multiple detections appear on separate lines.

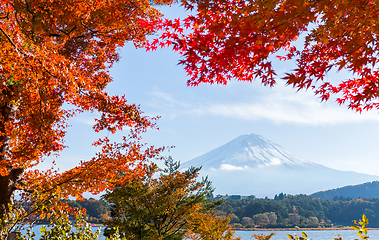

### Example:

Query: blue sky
xmin=46 ymin=5 xmax=379 ymax=178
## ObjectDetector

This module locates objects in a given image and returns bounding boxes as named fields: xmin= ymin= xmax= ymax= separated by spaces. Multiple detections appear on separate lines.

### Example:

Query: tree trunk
xmin=0 ymin=85 xmax=23 ymax=217
xmin=6 ymin=232 xmax=20 ymax=240
xmin=0 ymin=168 xmax=23 ymax=216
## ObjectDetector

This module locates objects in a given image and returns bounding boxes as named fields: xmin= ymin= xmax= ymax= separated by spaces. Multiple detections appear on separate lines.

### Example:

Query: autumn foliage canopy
xmin=151 ymin=0 xmax=379 ymax=112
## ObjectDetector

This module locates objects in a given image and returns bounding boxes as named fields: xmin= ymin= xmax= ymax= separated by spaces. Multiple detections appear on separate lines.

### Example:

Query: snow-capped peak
xmin=181 ymin=133 xmax=317 ymax=170
xmin=180 ymin=134 xmax=379 ymax=197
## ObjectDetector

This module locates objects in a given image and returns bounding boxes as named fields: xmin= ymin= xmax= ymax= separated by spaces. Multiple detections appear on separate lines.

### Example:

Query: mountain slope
xmin=181 ymin=134 xmax=379 ymax=197
xmin=311 ymin=181 xmax=379 ymax=199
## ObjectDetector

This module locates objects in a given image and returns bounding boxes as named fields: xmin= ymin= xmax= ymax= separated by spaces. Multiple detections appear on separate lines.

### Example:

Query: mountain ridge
xmin=181 ymin=133 xmax=321 ymax=170
xmin=181 ymin=133 xmax=379 ymax=197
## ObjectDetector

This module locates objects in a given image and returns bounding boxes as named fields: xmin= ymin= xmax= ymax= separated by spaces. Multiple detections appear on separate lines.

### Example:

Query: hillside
xmin=64 ymin=198 xmax=110 ymax=223
xmin=311 ymin=181 xmax=379 ymax=199
xmin=216 ymin=194 xmax=379 ymax=228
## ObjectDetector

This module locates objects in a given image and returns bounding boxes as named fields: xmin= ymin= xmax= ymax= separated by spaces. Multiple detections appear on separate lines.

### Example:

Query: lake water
xmin=22 ymin=226 xmax=379 ymax=239
xmin=236 ymin=230 xmax=379 ymax=239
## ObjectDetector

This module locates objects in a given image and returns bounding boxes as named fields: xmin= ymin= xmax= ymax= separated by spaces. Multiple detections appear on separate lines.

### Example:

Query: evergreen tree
xmin=102 ymin=157 xmax=237 ymax=240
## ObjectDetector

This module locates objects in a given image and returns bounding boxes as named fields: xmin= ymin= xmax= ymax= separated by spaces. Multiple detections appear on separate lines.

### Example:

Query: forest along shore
xmin=236 ymin=227 xmax=379 ymax=231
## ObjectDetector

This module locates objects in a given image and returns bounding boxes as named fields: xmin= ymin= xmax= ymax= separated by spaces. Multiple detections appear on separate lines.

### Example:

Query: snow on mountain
xmin=181 ymin=133 xmax=379 ymax=198
xmin=181 ymin=134 xmax=318 ymax=170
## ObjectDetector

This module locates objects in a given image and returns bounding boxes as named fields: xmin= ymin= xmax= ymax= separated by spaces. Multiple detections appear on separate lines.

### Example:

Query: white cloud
xmin=145 ymin=91 xmax=192 ymax=119
xmin=195 ymin=82 xmax=379 ymax=126
xmin=205 ymin=102 xmax=379 ymax=126
xmin=220 ymin=164 xmax=249 ymax=171
xmin=74 ymin=117 xmax=96 ymax=126
xmin=144 ymin=81 xmax=379 ymax=126
xmin=150 ymin=91 xmax=178 ymax=106
xmin=269 ymin=158 xmax=282 ymax=166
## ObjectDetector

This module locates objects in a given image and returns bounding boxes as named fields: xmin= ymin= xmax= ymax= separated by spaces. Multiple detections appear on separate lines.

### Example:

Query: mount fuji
xmin=181 ymin=134 xmax=379 ymax=198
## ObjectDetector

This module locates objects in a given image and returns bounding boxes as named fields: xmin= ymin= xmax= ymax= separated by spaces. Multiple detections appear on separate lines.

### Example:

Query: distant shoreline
xmin=236 ymin=227 xmax=379 ymax=231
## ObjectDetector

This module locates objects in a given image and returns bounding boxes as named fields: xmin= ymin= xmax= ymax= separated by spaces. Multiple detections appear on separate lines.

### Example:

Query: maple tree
xmin=150 ymin=0 xmax=379 ymax=112
xmin=0 ymin=0 xmax=176 ymax=233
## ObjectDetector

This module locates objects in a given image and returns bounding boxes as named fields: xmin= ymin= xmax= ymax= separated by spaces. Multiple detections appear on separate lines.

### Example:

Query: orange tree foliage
xmin=185 ymin=211 xmax=240 ymax=240
xmin=149 ymin=0 xmax=379 ymax=112
xmin=0 ymin=0 xmax=174 ymax=224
